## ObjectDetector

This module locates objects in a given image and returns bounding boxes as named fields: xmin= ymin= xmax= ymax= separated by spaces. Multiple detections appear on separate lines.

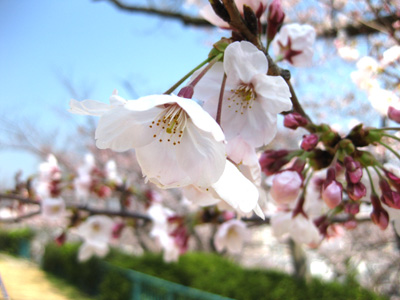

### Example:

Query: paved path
xmin=0 ymin=254 xmax=88 ymax=300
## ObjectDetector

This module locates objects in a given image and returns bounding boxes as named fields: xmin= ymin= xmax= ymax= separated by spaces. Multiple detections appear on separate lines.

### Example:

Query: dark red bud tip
xmin=177 ymin=86 xmax=194 ymax=99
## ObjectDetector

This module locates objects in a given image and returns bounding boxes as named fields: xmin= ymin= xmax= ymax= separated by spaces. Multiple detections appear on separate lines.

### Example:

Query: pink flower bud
xmin=344 ymin=156 xmax=363 ymax=183
xmin=322 ymin=181 xmax=343 ymax=208
xmin=388 ymin=106 xmax=400 ymax=124
xmin=267 ymin=0 xmax=285 ymax=41
xmin=384 ymin=169 xmax=400 ymax=192
xmin=270 ymin=170 xmax=302 ymax=205
xmin=301 ymin=134 xmax=318 ymax=151
xmin=283 ymin=112 xmax=308 ymax=129
xmin=347 ymin=182 xmax=367 ymax=201
xmin=370 ymin=194 xmax=389 ymax=230
xmin=370 ymin=208 xmax=390 ymax=230
xmin=379 ymin=179 xmax=400 ymax=209
xmin=344 ymin=202 xmax=360 ymax=215
xmin=343 ymin=220 xmax=357 ymax=230
xmin=55 ymin=232 xmax=66 ymax=246
xmin=112 ymin=222 xmax=125 ymax=239
xmin=259 ymin=149 xmax=290 ymax=175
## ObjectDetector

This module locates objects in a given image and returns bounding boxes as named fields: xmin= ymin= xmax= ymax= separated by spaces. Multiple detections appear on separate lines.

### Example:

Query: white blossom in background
xmin=105 ymin=160 xmax=122 ymax=185
xmin=214 ymin=219 xmax=248 ymax=253
xmin=147 ymin=202 xmax=181 ymax=262
xmin=41 ymin=197 xmax=66 ymax=220
xmin=76 ymin=215 xmax=114 ymax=262
xmin=368 ymin=87 xmax=400 ymax=115
xmin=36 ymin=154 xmax=62 ymax=198
xmin=272 ymin=23 xmax=316 ymax=67
xmin=70 ymin=93 xmax=226 ymax=189
xmin=271 ymin=211 xmax=321 ymax=245
xmin=194 ymin=41 xmax=292 ymax=148
xmin=381 ymin=45 xmax=400 ymax=67
xmin=74 ymin=153 xmax=96 ymax=201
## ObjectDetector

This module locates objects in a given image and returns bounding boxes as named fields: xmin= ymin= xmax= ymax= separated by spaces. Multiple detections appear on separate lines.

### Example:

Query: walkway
xmin=0 ymin=254 xmax=92 ymax=300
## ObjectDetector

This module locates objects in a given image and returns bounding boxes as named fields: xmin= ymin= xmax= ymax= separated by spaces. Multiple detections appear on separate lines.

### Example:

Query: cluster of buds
xmin=262 ymin=111 xmax=400 ymax=240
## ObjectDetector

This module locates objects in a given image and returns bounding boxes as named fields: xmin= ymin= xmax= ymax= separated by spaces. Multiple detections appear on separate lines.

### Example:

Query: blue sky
xmin=0 ymin=0 xmax=381 ymax=187
xmin=0 ymin=0 xmax=222 ymax=186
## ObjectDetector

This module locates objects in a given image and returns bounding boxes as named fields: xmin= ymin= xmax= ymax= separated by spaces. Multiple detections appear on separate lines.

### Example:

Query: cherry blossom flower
xmin=74 ymin=154 xmax=96 ymax=201
xmin=368 ymin=88 xmax=400 ymax=116
xmin=36 ymin=154 xmax=62 ymax=198
xmin=214 ymin=219 xmax=248 ymax=253
xmin=194 ymin=41 xmax=292 ymax=147
xmin=70 ymin=93 xmax=226 ymax=189
xmin=76 ymin=215 xmax=114 ymax=261
xmin=272 ymin=23 xmax=316 ymax=67
xmin=41 ymin=197 xmax=66 ymax=220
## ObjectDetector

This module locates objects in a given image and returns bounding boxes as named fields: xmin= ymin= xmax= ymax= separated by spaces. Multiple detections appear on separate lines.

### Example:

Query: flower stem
xmin=382 ymin=133 xmax=400 ymax=142
xmin=164 ymin=55 xmax=217 ymax=95
xmin=284 ymin=79 xmax=313 ymax=125
xmin=189 ymin=52 xmax=223 ymax=88
xmin=216 ymin=73 xmax=227 ymax=126
xmin=378 ymin=141 xmax=400 ymax=161
xmin=373 ymin=127 xmax=400 ymax=131
xmin=365 ymin=167 xmax=377 ymax=196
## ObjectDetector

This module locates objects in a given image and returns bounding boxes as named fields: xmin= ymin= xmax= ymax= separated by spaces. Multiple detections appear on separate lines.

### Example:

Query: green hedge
xmin=42 ymin=242 xmax=387 ymax=300
xmin=0 ymin=227 xmax=34 ymax=257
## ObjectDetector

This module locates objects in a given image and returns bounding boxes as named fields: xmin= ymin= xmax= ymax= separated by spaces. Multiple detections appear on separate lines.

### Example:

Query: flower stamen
xmin=150 ymin=104 xmax=188 ymax=145
xmin=227 ymin=84 xmax=256 ymax=114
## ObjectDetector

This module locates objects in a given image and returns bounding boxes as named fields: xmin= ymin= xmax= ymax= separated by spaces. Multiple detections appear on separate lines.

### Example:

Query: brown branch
xmin=95 ymin=0 xmax=398 ymax=40
xmin=0 ymin=211 xmax=41 ymax=223
xmin=316 ymin=13 xmax=399 ymax=39
xmin=0 ymin=193 xmax=151 ymax=222
xmin=93 ymin=0 xmax=211 ymax=26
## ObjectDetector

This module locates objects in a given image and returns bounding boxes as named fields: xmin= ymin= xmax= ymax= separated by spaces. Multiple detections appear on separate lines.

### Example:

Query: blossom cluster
xmin=3 ymin=0 xmax=400 ymax=264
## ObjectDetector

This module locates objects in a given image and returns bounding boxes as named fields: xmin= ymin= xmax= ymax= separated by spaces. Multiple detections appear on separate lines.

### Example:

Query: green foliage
xmin=0 ymin=227 xmax=34 ymax=256
xmin=41 ymin=243 xmax=387 ymax=300
xmin=98 ymin=269 xmax=132 ymax=300
xmin=42 ymin=243 xmax=105 ymax=295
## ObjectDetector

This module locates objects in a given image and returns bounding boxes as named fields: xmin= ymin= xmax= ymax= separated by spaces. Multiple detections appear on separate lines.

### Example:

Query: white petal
xmin=95 ymin=105 xmax=159 ymax=151
xmin=182 ymin=185 xmax=220 ymax=206
xmin=176 ymin=122 xmax=226 ymax=187
xmin=253 ymin=204 xmax=265 ymax=220
xmin=69 ymin=99 xmax=113 ymax=116
xmin=176 ymin=96 xmax=225 ymax=142
xmin=191 ymin=62 xmax=225 ymax=115
xmin=252 ymin=74 xmax=292 ymax=114
xmin=236 ymin=104 xmax=278 ymax=147
xmin=212 ymin=161 xmax=259 ymax=214
xmin=136 ymin=142 xmax=192 ymax=188
xmin=224 ymin=41 xmax=268 ymax=84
